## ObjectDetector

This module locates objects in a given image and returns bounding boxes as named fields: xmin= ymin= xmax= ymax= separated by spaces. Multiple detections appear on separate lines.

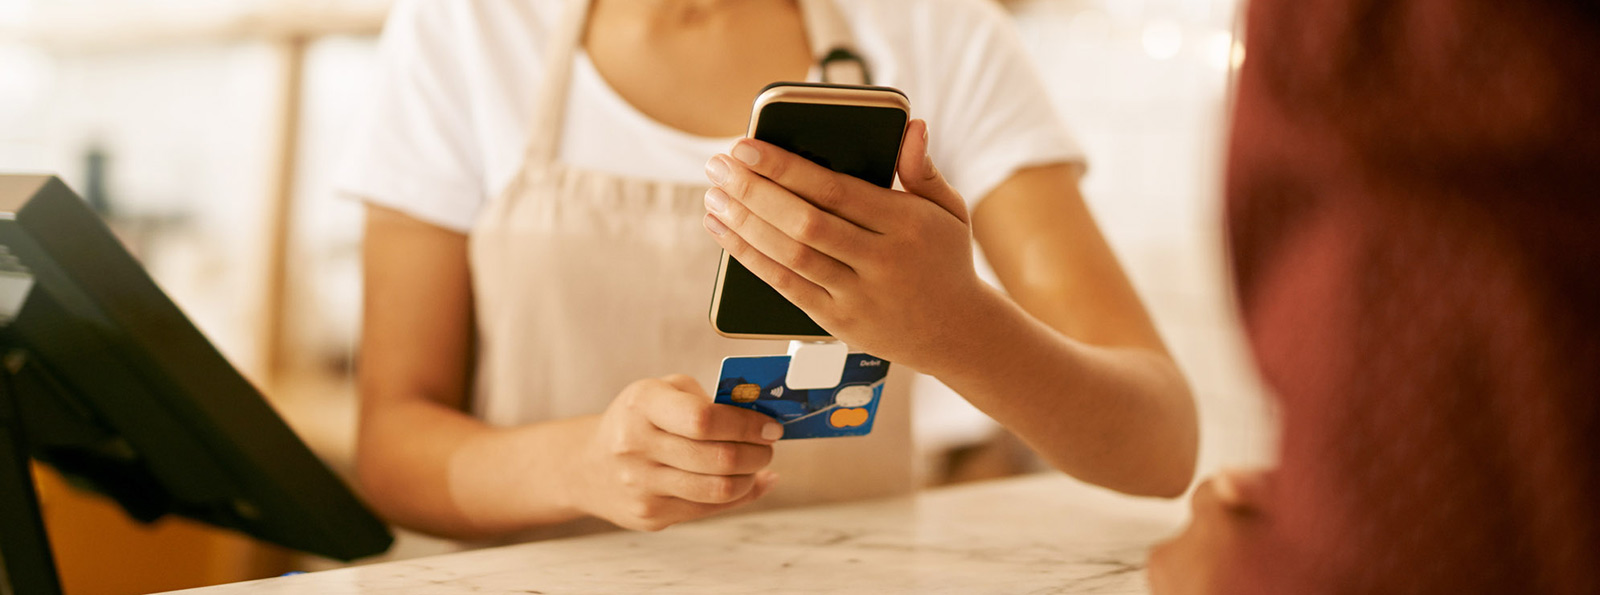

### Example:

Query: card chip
xmin=731 ymin=383 xmax=762 ymax=403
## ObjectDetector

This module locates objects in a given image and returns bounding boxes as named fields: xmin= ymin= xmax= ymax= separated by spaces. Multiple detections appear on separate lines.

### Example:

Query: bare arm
xmin=701 ymin=121 xmax=1197 ymax=497
xmin=357 ymin=205 xmax=589 ymax=539
xmin=358 ymin=205 xmax=778 ymax=540
xmin=956 ymin=163 xmax=1197 ymax=497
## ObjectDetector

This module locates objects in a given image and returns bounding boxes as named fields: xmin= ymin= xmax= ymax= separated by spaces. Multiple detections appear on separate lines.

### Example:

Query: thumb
xmin=896 ymin=119 xmax=970 ymax=225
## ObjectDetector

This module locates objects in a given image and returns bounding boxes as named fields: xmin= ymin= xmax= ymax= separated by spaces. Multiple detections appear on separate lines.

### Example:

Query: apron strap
xmin=801 ymin=0 xmax=871 ymax=85
xmin=526 ymin=0 xmax=592 ymax=166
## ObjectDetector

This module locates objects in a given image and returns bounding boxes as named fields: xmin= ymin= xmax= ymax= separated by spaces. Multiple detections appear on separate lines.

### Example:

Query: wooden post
xmin=259 ymin=35 xmax=309 ymax=389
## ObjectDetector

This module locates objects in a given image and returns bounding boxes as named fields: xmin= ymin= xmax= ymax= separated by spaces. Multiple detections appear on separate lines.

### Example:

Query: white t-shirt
xmin=336 ymin=0 xmax=1084 ymax=232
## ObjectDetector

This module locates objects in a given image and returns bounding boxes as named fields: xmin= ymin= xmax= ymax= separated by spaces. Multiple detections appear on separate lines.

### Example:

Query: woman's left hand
xmin=702 ymin=119 xmax=1002 ymax=371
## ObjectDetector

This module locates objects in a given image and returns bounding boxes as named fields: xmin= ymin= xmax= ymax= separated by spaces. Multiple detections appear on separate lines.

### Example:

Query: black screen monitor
xmin=0 ymin=175 xmax=392 ymax=595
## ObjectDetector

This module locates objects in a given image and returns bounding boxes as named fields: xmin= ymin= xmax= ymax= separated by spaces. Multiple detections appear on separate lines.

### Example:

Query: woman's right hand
xmin=567 ymin=374 xmax=783 ymax=531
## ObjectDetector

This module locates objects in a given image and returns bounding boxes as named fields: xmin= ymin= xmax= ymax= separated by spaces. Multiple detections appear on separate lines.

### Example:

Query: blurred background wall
xmin=0 ymin=0 xmax=1272 ymax=591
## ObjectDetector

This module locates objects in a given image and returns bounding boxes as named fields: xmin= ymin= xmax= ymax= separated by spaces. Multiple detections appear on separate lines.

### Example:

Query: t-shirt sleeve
xmin=335 ymin=0 xmax=485 ymax=233
xmin=920 ymin=0 xmax=1085 ymax=209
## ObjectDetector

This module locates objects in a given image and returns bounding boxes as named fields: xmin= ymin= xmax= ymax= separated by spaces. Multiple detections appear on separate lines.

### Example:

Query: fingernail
xmin=705 ymin=156 xmax=730 ymax=185
xmin=731 ymin=142 xmax=760 ymax=166
xmin=761 ymin=422 xmax=783 ymax=441
xmin=704 ymin=213 xmax=729 ymax=236
xmin=917 ymin=122 xmax=932 ymax=169
xmin=704 ymin=187 xmax=729 ymax=215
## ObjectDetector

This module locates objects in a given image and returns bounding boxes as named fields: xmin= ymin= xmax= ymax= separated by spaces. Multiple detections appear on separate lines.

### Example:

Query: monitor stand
xmin=0 ymin=348 xmax=64 ymax=595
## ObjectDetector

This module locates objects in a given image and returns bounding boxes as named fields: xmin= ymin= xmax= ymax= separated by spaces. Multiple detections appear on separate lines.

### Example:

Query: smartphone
xmin=709 ymin=82 xmax=910 ymax=340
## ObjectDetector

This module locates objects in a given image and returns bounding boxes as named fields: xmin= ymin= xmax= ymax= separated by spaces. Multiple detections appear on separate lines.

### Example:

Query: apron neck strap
xmin=800 ymin=0 xmax=871 ymax=85
xmin=526 ymin=0 xmax=592 ymax=166
xmin=527 ymin=0 xmax=868 ymax=165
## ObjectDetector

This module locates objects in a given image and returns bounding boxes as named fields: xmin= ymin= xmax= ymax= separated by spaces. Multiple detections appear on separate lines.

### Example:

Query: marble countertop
xmin=167 ymin=474 xmax=1188 ymax=594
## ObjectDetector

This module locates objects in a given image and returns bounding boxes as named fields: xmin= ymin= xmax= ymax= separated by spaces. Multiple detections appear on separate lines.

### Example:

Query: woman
xmin=342 ymin=0 xmax=1196 ymax=541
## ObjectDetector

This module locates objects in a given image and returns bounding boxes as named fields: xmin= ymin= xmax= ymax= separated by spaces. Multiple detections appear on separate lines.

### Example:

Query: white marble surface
xmin=167 ymin=474 xmax=1188 ymax=595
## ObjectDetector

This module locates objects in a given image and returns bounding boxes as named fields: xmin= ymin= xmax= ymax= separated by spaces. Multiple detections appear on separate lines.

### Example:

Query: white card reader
xmin=784 ymin=340 xmax=850 ymax=390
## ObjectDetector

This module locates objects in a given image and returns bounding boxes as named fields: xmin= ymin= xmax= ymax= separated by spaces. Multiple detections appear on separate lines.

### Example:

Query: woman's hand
xmin=1147 ymin=469 xmax=1273 ymax=594
xmin=567 ymin=374 xmax=782 ymax=531
xmin=702 ymin=119 xmax=1003 ymax=372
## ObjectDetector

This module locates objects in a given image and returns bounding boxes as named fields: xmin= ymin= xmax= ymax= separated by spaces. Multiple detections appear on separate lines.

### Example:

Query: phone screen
xmin=713 ymin=100 xmax=907 ymax=338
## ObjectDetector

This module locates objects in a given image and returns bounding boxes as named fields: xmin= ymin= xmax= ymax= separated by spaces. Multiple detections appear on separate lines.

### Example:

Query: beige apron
xmin=467 ymin=0 xmax=913 ymax=536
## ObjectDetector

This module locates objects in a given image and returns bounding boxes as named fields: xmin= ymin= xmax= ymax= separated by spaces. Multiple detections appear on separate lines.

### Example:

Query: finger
xmin=1144 ymin=536 xmax=1204 ymax=595
xmin=639 ymin=384 xmax=785 ymax=444
xmin=704 ymin=184 xmax=857 ymax=289
xmin=1146 ymin=541 xmax=1175 ymax=595
xmin=1190 ymin=477 xmax=1221 ymax=515
xmin=895 ymin=119 xmax=969 ymax=225
xmin=721 ymin=139 xmax=898 ymax=230
xmin=649 ymin=429 xmax=775 ymax=475
xmin=705 ymin=213 xmax=835 ymax=312
xmin=647 ymin=464 xmax=760 ymax=504
xmin=709 ymin=155 xmax=876 ymax=259
xmin=633 ymin=471 xmax=779 ymax=531
xmin=674 ymin=469 xmax=779 ymax=513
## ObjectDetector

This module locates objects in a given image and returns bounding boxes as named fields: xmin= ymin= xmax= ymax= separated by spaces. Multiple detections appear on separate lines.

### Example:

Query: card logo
xmin=829 ymin=408 xmax=870 ymax=428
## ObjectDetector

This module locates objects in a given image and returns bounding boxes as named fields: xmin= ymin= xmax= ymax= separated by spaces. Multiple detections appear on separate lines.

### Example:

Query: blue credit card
xmin=713 ymin=353 xmax=890 ymax=439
